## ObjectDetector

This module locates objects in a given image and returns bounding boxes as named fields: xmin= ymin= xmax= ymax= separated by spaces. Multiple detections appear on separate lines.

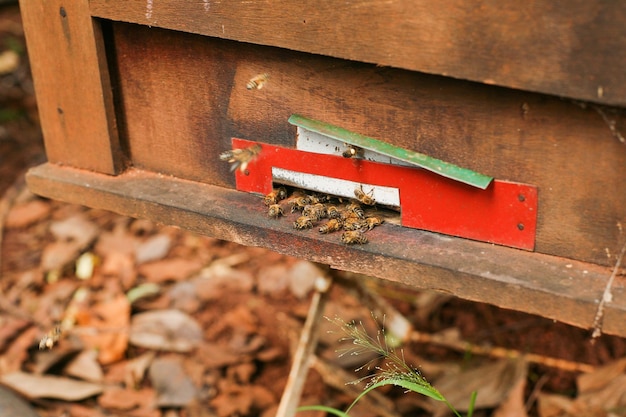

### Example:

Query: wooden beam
xmin=20 ymin=0 xmax=124 ymax=174
xmin=90 ymin=0 xmax=626 ymax=106
xmin=26 ymin=163 xmax=626 ymax=337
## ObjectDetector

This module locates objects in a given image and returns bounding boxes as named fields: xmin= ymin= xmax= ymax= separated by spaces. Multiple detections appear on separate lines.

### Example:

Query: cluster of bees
xmin=262 ymin=185 xmax=383 ymax=245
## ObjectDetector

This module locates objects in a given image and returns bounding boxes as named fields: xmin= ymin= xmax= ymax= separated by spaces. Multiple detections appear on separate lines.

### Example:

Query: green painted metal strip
xmin=288 ymin=114 xmax=493 ymax=189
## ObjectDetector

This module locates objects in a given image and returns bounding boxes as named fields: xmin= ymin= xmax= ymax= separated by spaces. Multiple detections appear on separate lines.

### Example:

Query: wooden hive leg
xmin=275 ymin=270 xmax=333 ymax=417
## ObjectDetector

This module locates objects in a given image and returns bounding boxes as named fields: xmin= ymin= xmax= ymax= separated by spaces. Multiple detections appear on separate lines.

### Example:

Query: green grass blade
xmin=297 ymin=405 xmax=351 ymax=417
xmin=346 ymin=378 xmax=446 ymax=413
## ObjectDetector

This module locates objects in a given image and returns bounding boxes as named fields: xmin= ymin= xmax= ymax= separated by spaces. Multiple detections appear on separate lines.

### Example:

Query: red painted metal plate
xmin=232 ymin=138 xmax=538 ymax=250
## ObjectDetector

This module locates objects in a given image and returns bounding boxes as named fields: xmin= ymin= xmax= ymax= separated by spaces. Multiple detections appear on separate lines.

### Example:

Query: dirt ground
xmin=2 ymin=4 xmax=626 ymax=417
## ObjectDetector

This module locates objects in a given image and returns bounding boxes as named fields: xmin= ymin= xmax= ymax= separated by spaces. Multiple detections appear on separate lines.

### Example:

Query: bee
xmin=246 ymin=73 xmax=270 ymax=90
xmin=219 ymin=144 xmax=262 ymax=173
xmin=293 ymin=216 xmax=313 ymax=230
xmin=341 ymin=230 xmax=368 ymax=245
xmin=326 ymin=205 xmax=341 ymax=219
xmin=263 ymin=186 xmax=287 ymax=206
xmin=354 ymin=185 xmax=376 ymax=206
xmin=39 ymin=324 xmax=62 ymax=350
xmin=362 ymin=216 xmax=384 ymax=231
xmin=343 ymin=217 xmax=365 ymax=231
xmin=303 ymin=203 xmax=327 ymax=221
xmin=319 ymin=219 xmax=343 ymax=234
xmin=344 ymin=202 xmax=365 ymax=219
xmin=342 ymin=144 xmax=363 ymax=159
xmin=268 ymin=204 xmax=283 ymax=218
xmin=289 ymin=196 xmax=312 ymax=213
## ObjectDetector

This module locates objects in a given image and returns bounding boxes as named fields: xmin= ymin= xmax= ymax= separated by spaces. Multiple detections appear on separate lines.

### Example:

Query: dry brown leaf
xmin=76 ymin=294 xmax=130 ymax=364
xmin=5 ymin=199 xmax=50 ymax=228
xmin=49 ymin=214 xmax=99 ymax=248
xmin=148 ymin=356 xmax=197 ymax=407
xmin=0 ymin=371 xmax=103 ymax=401
xmin=196 ymin=343 xmax=243 ymax=369
xmin=286 ymin=260 xmax=320 ymax=299
xmin=40 ymin=240 xmax=83 ymax=272
xmin=536 ymin=356 xmax=626 ymax=417
xmin=210 ymin=382 xmax=254 ymax=417
xmin=0 ymin=326 xmax=39 ymax=374
xmin=257 ymin=264 xmax=290 ymax=296
xmin=100 ymin=252 xmax=137 ymax=289
xmin=0 ymin=318 xmax=31 ymax=351
xmin=135 ymin=234 xmax=172 ymax=264
xmin=493 ymin=376 xmax=529 ymax=417
xmin=98 ymin=386 xmax=156 ymax=411
xmin=129 ymin=309 xmax=203 ymax=352
xmin=124 ymin=351 xmax=156 ymax=388
xmin=193 ymin=263 xmax=254 ymax=300
xmin=431 ymin=357 xmax=528 ymax=417
xmin=64 ymin=350 xmax=104 ymax=383
xmin=0 ymin=385 xmax=40 ymax=417
xmin=577 ymin=356 xmax=626 ymax=394
xmin=95 ymin=227 xmax=139 ymax=257
xmin=137 ymin=257 xmax=203 ymax=283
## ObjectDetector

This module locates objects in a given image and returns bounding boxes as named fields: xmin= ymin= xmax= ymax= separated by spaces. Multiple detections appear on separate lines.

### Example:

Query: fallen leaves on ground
xmin=1 ymin=192 xmax=626 ymax=417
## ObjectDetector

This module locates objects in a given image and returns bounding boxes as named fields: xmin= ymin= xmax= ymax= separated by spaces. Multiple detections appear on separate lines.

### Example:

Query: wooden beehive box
xmin=20 ymin=1 xmax=626 ymax=336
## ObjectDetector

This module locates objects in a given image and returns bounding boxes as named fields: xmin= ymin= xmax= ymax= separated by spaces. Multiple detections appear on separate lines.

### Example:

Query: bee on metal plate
xmin=341 ymin=230 xmax=368 ymax=245
xmin=263 ymin=186 xmax=287 ymax=206
xmin=289 ymin=196 xmax=312 ymax=213
xmin=342 ymin=144 xmax=363 ymax=159
xmin=319 ymin=218 xmax=343 ymax=234
xmin=354 ymin=185 xmax=376 ymax=206
xmin=303 ymin=203 xmax=327 ymax=221
xmin=268 ymin=204 xmax=284 ymax=218
xmin=219 ymin=144 xmax=262 ymax=173
xmin=326 ymin=205 xmax=341 ymax=219
xmin=362 ymin=216 xmax=384 ymax=231
xmin=293 ymin=216 xmax=314 ymax=230
xmin=344 ymin=202 xmax=365 ymax=219
xmin=246 ymin=73 xmax=270 ymax=90
xmin=343 ymin=217 xmax=365 ymax=231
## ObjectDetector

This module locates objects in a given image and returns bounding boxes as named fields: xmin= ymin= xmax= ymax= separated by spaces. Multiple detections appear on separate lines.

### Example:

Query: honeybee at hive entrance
xmin=219 ymin=144 xmax=262 ymax=173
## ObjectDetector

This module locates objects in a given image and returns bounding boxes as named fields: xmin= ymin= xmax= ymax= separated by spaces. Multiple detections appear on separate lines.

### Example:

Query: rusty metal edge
xmin=25 ymin=163 xmax=626 ymax=337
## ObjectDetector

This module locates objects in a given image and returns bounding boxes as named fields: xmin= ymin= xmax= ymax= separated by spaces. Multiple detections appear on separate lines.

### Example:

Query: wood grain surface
xmin=20 ymin=0 xmax=124 ymax=174
xmin=25 ymin=163 xmax=626 ymax=337
xmin=111 ymin=23 xmax=626 ymax=267
xmin=90 ymin=0 xmax=626 ymax=106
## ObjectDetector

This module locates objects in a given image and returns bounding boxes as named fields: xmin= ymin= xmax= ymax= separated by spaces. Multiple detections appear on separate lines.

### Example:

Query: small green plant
xmin=298 ymin=317 xmax=476 ymax=417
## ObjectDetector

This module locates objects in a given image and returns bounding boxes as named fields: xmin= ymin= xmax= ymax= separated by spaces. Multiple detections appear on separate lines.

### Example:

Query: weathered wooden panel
xmin=91 ymin=0 xmax=626 ymax=106
xmin=25 ymin=163 xmax=626 ymax=337
xmin=19 ymin=0 xmax=124 ymax=173
xmin=111 ymin=24 xmax=626 ymax=267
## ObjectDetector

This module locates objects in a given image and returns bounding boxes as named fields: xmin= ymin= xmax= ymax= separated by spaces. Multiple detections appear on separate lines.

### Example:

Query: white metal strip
xmin=272 ymin=167 xmax=400 ymax=208
xmin=295 ymin=127 xmax=414 ymax=168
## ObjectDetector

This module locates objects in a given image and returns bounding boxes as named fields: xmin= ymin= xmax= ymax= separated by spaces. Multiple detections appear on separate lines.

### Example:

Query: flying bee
xmin=326 ymin=205 xmax=341 ymax=219
xmin=362 ymin=216 xmax=384 ymax=231
xmin=319 ymin=218 xmax=343 ymax=234
xmin=219 ymin=144 xmax=262 ymax=173
xmin=342 ymin=144 xmax=363 ymax=159
xmin=246 ymin=73 xmax=270 ymax=90
xmin=341 ymin=230 xmax=368 ymax=245
xmin=39 ymin=324 xmax=62 ymax=350
xmin=293 ymin=216 xmax=313 ymax=230
xmin=343 ymin=217 xmax=365 ymax=231
xmin=263 ymin=186 xmax=287 ymax=206
xmin=354 ymin=185 xmax=376 ymax=206
xmin=289 ymin=196 xmax=312 ymax=213
xmin=267 ymin=204 xmax=283 ymax=218
xmin=303 ymin=203 xmax=327 ymax=221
